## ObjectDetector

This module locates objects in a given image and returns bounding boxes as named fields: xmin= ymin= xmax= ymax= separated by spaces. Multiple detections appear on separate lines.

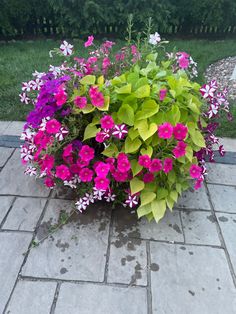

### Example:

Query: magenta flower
xmin=84 ymin=35 xmax=94 ymax=47
xmin=94 ymin=177 xmax=110 ymax=190
xmin=138 ymin=155 xmax=151 ymax=168
xmin=163 ymin=158 xmax=173 ymax=173
xmin=74 ymin=96 xmax=87 ymax=109
xmin=143 ymin=173 xmax=155 ymax=183
xmin=44 ymin=177 xmax=55 ymax=188
xmin=173 ymin=123 xmax=188 ymax=141
xmin=95 ymin=162 xmax=110 ymax=178
xmin=46 ymin=119 xmax=61 ymax=134
xmin=194 ymin=178 xmax=203 ymax=190
xmin=177 ymin=52 xmax=190 ymax=69
xmin=101 ymin=115 xmax=114 ymax=130
xmin=112 ymin=124 xmax=128 ymax=139
xmin=79 ymin=145 xmax=95 ymax=162
xmin=79 ymin=167 xmax=93 ymax=182
xmin=102 ymin=57 xmax=111 ymax=72
xmin=55 ymin=88 xmax=67 ymax=106
xmin=41 ymin=154 xmax=54 ymax=172
xmin=112 ymin=170 xmax=128 ymax=182
xmin=149 ymin=158 xmax=162 ymax=173
xmin=173 ymin=141 xmax=187 ymax=158
xmin=56 ymin=165 xmax=70 ymax=180
xmin=117 ymin=153 xmax=131 ymax=173
xmin=89 ymin=86 xmax=105 ymax=107
xmin=158 ymin=122 xmax=173 ymax=139
xmin=159 ymin=89 xmax=167 ymax=101
xmin=219 ymin=145 xmax=225 ymax=157
xmin=189 ymin=164 xmax=202 ymax=179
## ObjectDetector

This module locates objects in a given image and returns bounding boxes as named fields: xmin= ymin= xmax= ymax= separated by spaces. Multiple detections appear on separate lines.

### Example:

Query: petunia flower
xmin=60 ymin=40 xmax=74 ymax=56
xmin=84 ymin=35 xmax=94 ymax=47
xmin=149 ymin=32 xmax=161 ymax=45
xmin=189 ymin=164 xmax=202 ymax=179
xmin=19 ymin=93 xmax=30 ymax=104
xmin=173 ymin=123 xmax=188 ymax=141
xmin=125 ymin=195 xmax=139 ymax=208
xmin=75 ymin=198 xmax=87 ymax=213
xmin=158 ymin=122 xmax=173 ymax=139
xmin=112 ymin=124 xmax=128 ymax=139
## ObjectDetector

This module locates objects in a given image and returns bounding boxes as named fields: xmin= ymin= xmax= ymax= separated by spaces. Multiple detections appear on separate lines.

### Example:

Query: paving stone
xmin=108 ymin=237 xmax=147 ymax=286
xmin=0 ymin=150 xmax=50 ymax=197
xmin=219 ymin=137 xmax=236 ymax=152
xmin=208 ymin=184 xmax=236 ymax=213
xmin=3 ymin=121 xmax=24 ymax=136
xmin=6 ymin=280 xmax=56 ymax=314
xmin=216 ymin=213 xmax=236 ymax=272
xmin=0 ymin=121 xmax=11 ymax=135
xmin=0 ymin=232 xmax=32 ymax=313
xmin=181 ymin=211 xmax=221 ymax=245
xmin=3 ymin=197 xmax=46 ymax=231
xmin=112 ymin=207 xmax=184 ymax=242
xmin=175 ymin=185 xmax=211 ymax=210
xmin=0 ymin=196 xmax=14 ymax=224
xmin=150 ymin=242 xmax=236 ymax=314
xmin=0 ymin=147 xmax=14 ymax=167
xmin=55 ymin=283 xmax=147 ymax=314
xmin=22 ymin=199 xmax=111 ymax=282
xmin=206 ymin=163 xmax=236 ymax=185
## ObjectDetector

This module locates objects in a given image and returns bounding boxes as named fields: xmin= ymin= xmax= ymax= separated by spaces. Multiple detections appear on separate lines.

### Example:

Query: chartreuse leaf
xmin=128 ymin=128 xmax=139 ymax=140
xmin=135 ymin=120 xmax=157 ymax=141
xmin=134 ymin=85 xmax=150 ymax=98
xmin=125 ymin=137 xmax=142 ymax=153
xmin=116 ymin=84 xmax=132 ymax=94
xmin=146 ymin=53 xmax=158 ymax=61
xmin=97 ymin=75 xmax=104 ymax=86
xmin=111 ymin=74 xmax=126 ymax=85
xmin=151 ymin=199 xmax=167 ymax=223
xmin=140 ymin=146 xmax=153 ymax=157
xmin=156 ymin=188 xmax=168 ymax=200
xmin=136 ymin=99 xmax=159 ymax=120
xmin=81 ymin=104 xmax=95 ymax=114
xmin=83 ymin=124 xmax=100 ymax=141
xmin=130 ymin=177 xmax=145 ymax=195
xmin=80 ymin=75 xmax=96 ymax=85
xmin=102 ymin=143 xmax=118 ymax=157
xmin=166 ymin=196 xmax=175 ymax=210
xmin=97 ymin=96 xmax=110 ymax=111
xmin=169 ymin=190 xmax=178 ymax=202
xmin=187 ymin=122 xmax=206 ymax=148
xmin=117 ymin=104 xmax=134 ymax=126
xmin=140 ymin=191 xmax=156 ymax=207
xmin=130 ymin=160 xmax=143 ymax=176
xmin=137 ymin=204 xmax=152 ymax=218
xmin=186 ymin=146 xmax=193 ymax=162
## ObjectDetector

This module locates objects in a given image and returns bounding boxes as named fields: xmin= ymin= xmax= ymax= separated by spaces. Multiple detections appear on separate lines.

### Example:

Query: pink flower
xmin=194 ymin=178 xmax=203 ymax=190
xmin=177 ymin=52 xmax=190 ymax=69
xmin=163 ymin=158 xmax=173 ymax=173
xmin=79 ymin=145 xmax=95 ymax=162
xmin=46 ymin=119 xmax=61 ymax=134
xmin=79 ymin=167 xmax=93 ymax=182
xmin=117 ymin=153 xmax=131 ymax=173
xmin=55 ymin=88 xmax=67 ymax=106
xmin=158 ymin=122 xmax=173 ymax=139
xmin=70 ymin=164 xmax=81 ymax=175
xmin=40 ymin=155 xmax=54 ymax=172
xmin=112 ymin=170 xmax=128 ymax=182
xmin=102 ymin=57 xmax=111 ymax=71
xmin=56 ymin=165 xmax=70 ymax=180
xmin=143 ymin=173 xmax=155 ymax=183
xmin=84 ymin=35 xmax=94 ymax=47
xmin=101 ymin=115 xmax=114 ymax=130
xmin=94 ymin=177 xmax=110 ymax=190
xmin=95 ymin=162 xmax=110 ymax=178
xmin=77 ymin=157 xmax=89 ymax=168
xmin=190 ymin=164 xmax=202 ymax=179
xmin=63 ymin=143 xmax=73 ymax=157
xmin=89 ymin=86 xmax=104 ymax=107
xmin=74 ymin=96 xmax=87 ymax=109
xmin=95 ymin=132 xmax=107 ymax=143
xmin=44 ymin=177 xmax=55 ymax=188
xmin=138 ymin=155 xmax=151 ymax=168
xmin=159 ymin=89 xmax=167 ymax=101
xmin=173 ymin=141 xmax=187 ymax=158
xmin=173 ymin=123 xmax=188 ymax=141
xmin=219 ymin=145 xmax=225 ymax=157
xmin=112 ymin=124 xmax=128 ymax=139
xmin=131 ymin=45 xmax=138 ymax=55
xmin=149 ymin=159 xmax=162 ymax=173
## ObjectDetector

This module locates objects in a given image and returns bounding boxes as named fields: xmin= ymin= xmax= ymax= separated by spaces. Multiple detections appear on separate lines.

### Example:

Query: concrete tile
xmin=55 ymin=283 xmax=147 ymax=314
xmin=181 ymin=211 xmax=220 ymax=245
xmin=6 ymin=280 xmax=56 ymax=314
xmin=208 ymin=184 xmax=236 ymax=213
xmin=0 ymin=147 xmax=14 ymax=167
xmin=175 ymin=185 xmax=211 ymax=210
xmin=112 ymin=207 xmax=184 ymax=242
xmin=0 ymin=150 xmax=50 ymax=197
xmin=3 ymin=197 xmax=46 ymax=231
xmin=0 ymin=232 xmax=32 ymax=313
xmin=206 ymin=163 xmax=236 ymax=186
xmin=150 ymin=242 xmax=236 ymax=314
xmin=219 ymin=137 xmax=236 ymax=152
xmin=216 ymin=213 xmax=236 ymax=272
xmin=0 ymin=196 xmax=14 ymax=224
xmin=3 ymin=121 xmax=24 ymax=136
xmin=0 ymin=121 xmax=11 ymax=135
xmin=22 ymin=199 xmax=111 ymax=282
xmin=108 ymin=237 xmax=147 ymax=286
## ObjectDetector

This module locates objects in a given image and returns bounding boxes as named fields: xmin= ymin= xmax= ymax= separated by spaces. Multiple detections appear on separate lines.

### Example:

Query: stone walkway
xmin=0 ymin=126 xmax=236 ymax=313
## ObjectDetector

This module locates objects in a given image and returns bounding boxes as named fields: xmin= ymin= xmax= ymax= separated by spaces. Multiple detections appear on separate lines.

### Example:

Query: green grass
xmin=0 ymin=38 xmax=236 ymax=137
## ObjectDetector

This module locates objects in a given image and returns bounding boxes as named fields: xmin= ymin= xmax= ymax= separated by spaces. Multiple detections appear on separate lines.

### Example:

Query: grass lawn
xmin=0 ymin=38 xmax=236 ymax=137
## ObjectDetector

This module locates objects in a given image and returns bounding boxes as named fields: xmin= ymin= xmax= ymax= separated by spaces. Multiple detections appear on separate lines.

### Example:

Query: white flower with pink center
xmin=200 ymin=84 xmax=215 ymax=99
xmin=49 ymin=65 xmax=61 ymax=77
xmin=83 ymin=193 xmax=95 ymax=205
xmin=24 ymin=166 xmax=37 ymax=176
xmin=60 ymin=41 xmax=74 ymax=56
xmin=30 ymin=79 xmax=43 ymax=91
xmin=75 ymin=199 xmax=87 ymax=213
xmin=20 ymin=128 xmax=35 ymax=141
xmin=22 ymin=81 xmax=32 ymax=92
xmin=93 ymin=187 xmax=106 ymax=200
xmin=208 ymin=103 xmax=219 ymax=118
xmin=125 ymin=195 xmax=138 ymax=208
xmin=104 ymin=192 xmax=116 ymax=202
xmin=20 ymin=146 xmax=33 ymax=162
xmin=55 ymin=127 xmax=69 ymax=141
xmin=19 ymin=93 xmax=30 ymax=104
xmin=112 ymin=124 xmax=128 ymax=139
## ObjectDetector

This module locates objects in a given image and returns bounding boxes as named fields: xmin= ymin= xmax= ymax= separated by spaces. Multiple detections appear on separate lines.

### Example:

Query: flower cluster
xmin=20 ymin=34 xmax=231 ymax=223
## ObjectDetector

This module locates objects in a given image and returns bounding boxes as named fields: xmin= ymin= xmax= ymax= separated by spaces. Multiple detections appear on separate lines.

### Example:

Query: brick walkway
xmin=0 ymin=125 xmax=236 ymax=313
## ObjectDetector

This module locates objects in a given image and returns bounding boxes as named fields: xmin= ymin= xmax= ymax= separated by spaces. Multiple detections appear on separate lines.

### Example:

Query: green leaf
xmin=80 ymin=75 xmax=96 ymax=85
xmin=111 ymin=74 xmax=126 ymax=85
xmin=81 ymin=104 xmax=95 ymax=114
xmin=137 ymin=204 xmax=152 ymax=218
xmin=191 ymin=130 xmax=206 ymax=147
xmin=136 ymin=120 xmax=157 ymax=141
xmin=102 ymin=143 xmax=118 ymax=157
xmin=116 ymin=84 xmax=132 ymax=94
xmin=97 ymin=96 xmax=110 ymax=111
xmin=140 ymin=146 xmax=153 ymax=157
xmin=166 ymin=196 xmax=175 ymax=210
xmin=130 ymin=160 xmax=143 ymax=176
xmin=156 ymin=70 xmax=167 ymax=79
xmin=188 ymin=99 xmax=200 ymax=114
xmin=136 ymin=99 xmax=159 ymax=120
xmin=130 ymin=177 xmax=145 ymax=195
xmin=97 ymin=75 xmax=104 ymax=86
xmin=140 ymin=191 xmax=156 ymax=207
xmin=169 ymin=190 xmax=178 ymax=202
xmin=125 ymin=137 xmax=142 ymax=153
xmin=134 ymin=85 xmax=150 ymax=98
xmin=128 ymin=128 xmax=139 ymax=140
xmin=117 ymin=104 xmax=134 ymax=126
xmin=146 ymin=53 xmax=158 ymax=61
xmin=156 ymin=188 xmax=168 ymax=200
xmin=151 ymin=199 xmax=166 ymax=223
xmin=186 ymin=146 xmax=193 ymax=162
xmin=83 ymin=124 xmax=100 ymax=141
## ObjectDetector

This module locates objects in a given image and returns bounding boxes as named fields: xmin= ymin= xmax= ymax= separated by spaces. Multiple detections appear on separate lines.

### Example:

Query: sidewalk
xmin=0 ymin=123 xmax=236 ymax=313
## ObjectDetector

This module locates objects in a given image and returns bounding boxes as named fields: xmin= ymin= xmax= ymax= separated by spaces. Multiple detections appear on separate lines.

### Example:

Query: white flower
xmin=20 ymin=128 xmax=35 ymax=141
xmin=64 ymin=175 xmax=81 ymax=189
xmin=24 ymin=166 xmax=37 ymax=176
xmin=75 ymin=198 xmax=87 ymax=213
xmin=112 ymin=124 xmax=128 ymax=139
xmin=22 ymin=81 xmax=32 ymax=92
xmin=19 ymin=93 xmax=30 ymax=104
xmin=149 ymin=32 xmax=161 ymax=45
xmin=208 ymin=103 xmax=219 ymax=118
xmin=55 ymin=127 xmax=69 ymax=141
xmin=93 ymin=187 xmax=106 ymax=200
xmin=60 ymin=40 xmax=73 ymax=56
xmin=20 ymin=146 xmax=33 ymax=162
xmin=125 ymin=195 xmax=138 ymax=208
xmin=209 ymin=134 xmax=219 ymax=144
xmin=30 ymin=79 xmax=43 ymax=91
xmin=49 ymin=65 xmax=61 ymax=77
xmin=32 ymin=70 xmax=45 ymax=79
xmin=104 ymin=192 xmax=116 ymax=202
xmin=39 ymin=117 xmax=51 ymax=131
xmin=83 ymin=193 xmax=95 ymax=205
xmin=200 ymin=84 xmax=215 ymax=99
